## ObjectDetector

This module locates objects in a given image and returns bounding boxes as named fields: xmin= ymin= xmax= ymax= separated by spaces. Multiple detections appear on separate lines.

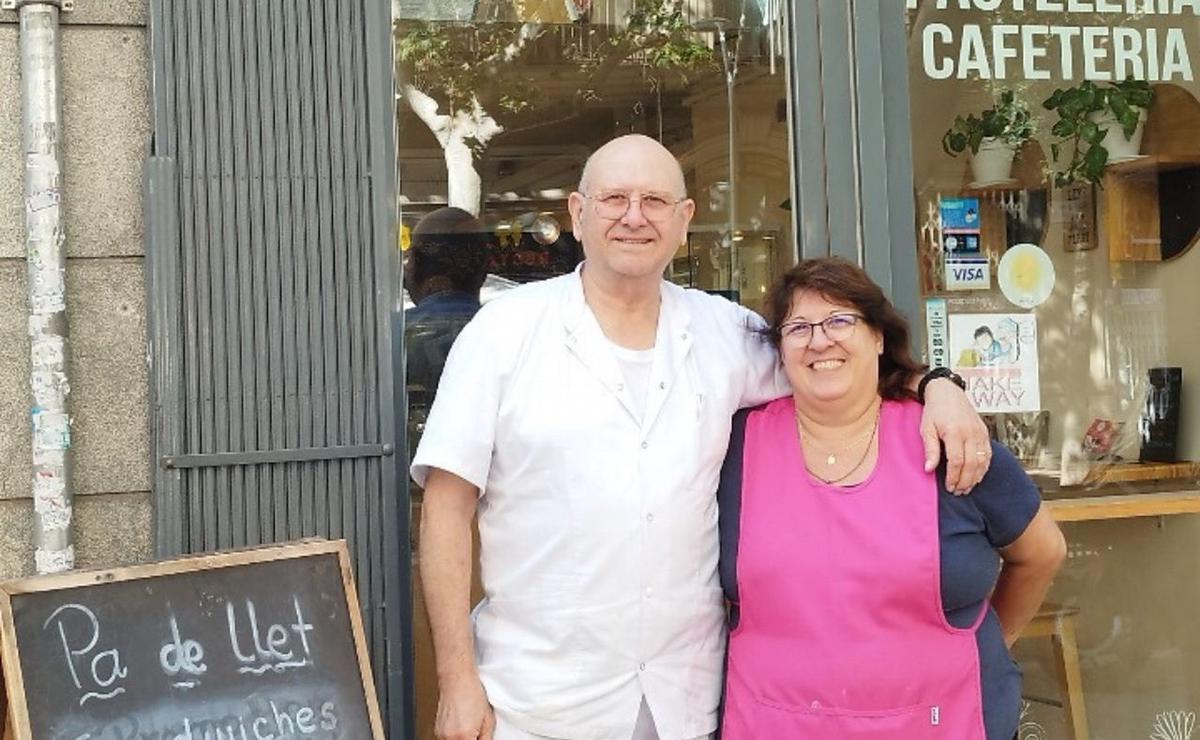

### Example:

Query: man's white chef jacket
xmin=411 ymin=267 xmax=787 ymax=739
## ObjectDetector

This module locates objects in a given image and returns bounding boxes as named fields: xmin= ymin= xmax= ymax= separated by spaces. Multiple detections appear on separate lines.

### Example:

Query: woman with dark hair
xmin=718 ymin=257 xmax=1066 ymax=739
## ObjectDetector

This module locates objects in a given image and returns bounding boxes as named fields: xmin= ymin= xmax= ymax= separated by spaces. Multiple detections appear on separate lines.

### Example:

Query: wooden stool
xmin=1020 ymin=603 xmax=1089 ymax=740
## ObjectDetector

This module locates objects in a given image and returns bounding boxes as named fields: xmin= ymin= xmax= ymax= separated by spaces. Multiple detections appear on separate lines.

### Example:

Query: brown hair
xmin=760 ymin=257 xmax=922 ymax=401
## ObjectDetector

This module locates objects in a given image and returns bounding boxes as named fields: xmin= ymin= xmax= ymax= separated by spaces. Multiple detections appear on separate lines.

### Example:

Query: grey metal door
xmin=144 ymin=1 xmax=409 ymax=736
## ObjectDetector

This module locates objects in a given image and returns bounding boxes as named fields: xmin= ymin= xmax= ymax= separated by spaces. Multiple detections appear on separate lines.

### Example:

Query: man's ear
xmin=568 ymin=191 xmax=586 ymax=241
xmin=403 ymin=251 xmax=421 ymax=289
xmin=681 ymin=197 xmax=696 ymax=224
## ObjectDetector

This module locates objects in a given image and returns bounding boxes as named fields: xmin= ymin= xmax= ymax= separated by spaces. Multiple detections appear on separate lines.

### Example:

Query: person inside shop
xmin=403 ymin=206 xmax=493 ymax=421
xmin=411 ymin=134 xmax=993 ymax=740
xmin=718 ymin=257 xmax=1066 ymax=739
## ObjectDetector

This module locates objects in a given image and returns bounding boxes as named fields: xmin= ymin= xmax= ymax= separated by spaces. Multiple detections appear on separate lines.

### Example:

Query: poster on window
xmin=949 ymin=313 xmax=1041 ymax=414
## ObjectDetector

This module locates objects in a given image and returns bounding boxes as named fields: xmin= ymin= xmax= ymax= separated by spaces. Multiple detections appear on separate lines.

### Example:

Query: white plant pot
xmin=970 ymin=137 xmax=1017 ymax=185
xmin=1092 ymin=110 xmax=1147 ymax=162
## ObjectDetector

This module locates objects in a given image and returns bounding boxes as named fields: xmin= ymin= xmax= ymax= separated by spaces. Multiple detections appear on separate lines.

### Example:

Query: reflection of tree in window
xmin=394 ymin=0 xmax=717 ymax=215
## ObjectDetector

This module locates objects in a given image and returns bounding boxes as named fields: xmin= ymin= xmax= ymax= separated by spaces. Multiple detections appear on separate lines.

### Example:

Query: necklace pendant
xmin=827 ymin=454 xmax=837 ymax=466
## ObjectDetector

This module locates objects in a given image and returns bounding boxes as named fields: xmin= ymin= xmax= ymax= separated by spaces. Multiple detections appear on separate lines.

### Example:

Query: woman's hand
xmin=919 ymin=377 xmax=991 ymax=493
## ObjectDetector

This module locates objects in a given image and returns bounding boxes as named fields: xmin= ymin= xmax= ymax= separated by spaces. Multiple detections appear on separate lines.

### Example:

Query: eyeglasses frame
xmin=579 ymin=190 xmax=688 ymax=223
xmin=779 ymin=313 xmax=864 ymax=346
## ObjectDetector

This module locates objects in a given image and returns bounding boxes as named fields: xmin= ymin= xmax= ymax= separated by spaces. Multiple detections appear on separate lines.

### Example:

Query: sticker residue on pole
xmin=33 ymin=476 xmax=71 ymax=532
xmin=26 ymin=188 xmax=62 ymax=213
xmin=30 ymin=369 xmax=70 ymax=407
xmin=30 ymin=333 xmax=65 ymax=366
xmin=32 ymin=407 xmax=71 ymax=450
xmin=35 ymin=545 xmax=75 ymax=574
xmin=28 ymin=261 xmax=66 ymax=314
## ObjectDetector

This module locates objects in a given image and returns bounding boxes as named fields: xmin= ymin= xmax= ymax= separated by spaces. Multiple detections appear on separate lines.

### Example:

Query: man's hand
xmin=435 ymin=673 xmax=496 ymax=740
xmin=421 ymin=467 xmax=490 ymax=739
xmin=920 ymin=377 xmax=991 ymax=493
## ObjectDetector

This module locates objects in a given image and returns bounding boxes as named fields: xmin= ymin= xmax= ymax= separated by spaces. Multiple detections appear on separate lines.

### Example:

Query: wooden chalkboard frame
xmin=0 ymin=539 xmax=384 ymax=740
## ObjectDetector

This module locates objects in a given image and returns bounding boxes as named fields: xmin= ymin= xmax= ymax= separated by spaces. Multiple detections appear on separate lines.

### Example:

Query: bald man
xmin=412 ymin=135 xmax=989 ymax=740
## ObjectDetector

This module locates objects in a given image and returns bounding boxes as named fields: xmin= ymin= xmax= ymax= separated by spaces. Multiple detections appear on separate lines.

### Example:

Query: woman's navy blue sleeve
xmin=971 ymin=440 xmax=1043 ymax=548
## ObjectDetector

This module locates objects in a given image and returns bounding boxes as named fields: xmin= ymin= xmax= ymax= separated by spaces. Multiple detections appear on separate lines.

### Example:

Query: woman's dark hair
xmin=760 ymin=257 xmax=922 ymax=401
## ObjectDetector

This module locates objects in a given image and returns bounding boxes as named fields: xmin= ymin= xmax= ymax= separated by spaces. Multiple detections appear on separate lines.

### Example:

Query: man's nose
xmin=620 ymin=197 xmax=650 ymax=227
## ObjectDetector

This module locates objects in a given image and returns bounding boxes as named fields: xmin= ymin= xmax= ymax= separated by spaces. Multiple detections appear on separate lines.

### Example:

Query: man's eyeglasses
xmin=780 ymin=313 xmax=862 ymax=345
xmin=581 ymin=190 xmax=686 ymax=223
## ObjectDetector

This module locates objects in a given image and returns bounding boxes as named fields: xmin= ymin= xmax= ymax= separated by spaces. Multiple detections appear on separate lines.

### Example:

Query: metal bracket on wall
xmin=1 ymin=0 xmax=74 ymax=9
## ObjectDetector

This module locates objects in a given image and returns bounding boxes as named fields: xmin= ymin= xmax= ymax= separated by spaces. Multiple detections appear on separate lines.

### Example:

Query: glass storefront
xmin=907 ymin=3 xmax=1200 ymax=738
xmin=393 ymin=0 xmax=796 ymax=732
xmin=395 ymin=1 xmax=1200 ymax=736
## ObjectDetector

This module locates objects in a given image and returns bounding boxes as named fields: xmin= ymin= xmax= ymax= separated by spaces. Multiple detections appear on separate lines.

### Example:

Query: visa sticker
xmin=945 ymin=257 xmax=990 ymax=291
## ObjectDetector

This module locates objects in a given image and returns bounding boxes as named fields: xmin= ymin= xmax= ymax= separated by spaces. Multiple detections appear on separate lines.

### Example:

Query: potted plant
xmin=942 ymin=89 xmax=1036 ymax=186
xmin=1041 ymin=78 xmax=1155 ymax=187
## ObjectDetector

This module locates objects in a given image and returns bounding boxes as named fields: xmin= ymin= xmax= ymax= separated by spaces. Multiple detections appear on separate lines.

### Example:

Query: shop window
xmin=908 ymin=3 xmax=1200 ymax=737
xmin=394 ymin=0 xmax=796 ymax=733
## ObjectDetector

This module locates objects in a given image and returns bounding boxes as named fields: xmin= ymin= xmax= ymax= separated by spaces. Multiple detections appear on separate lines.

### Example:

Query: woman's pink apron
xmin=722 ymin=398 xmax=987 ymax=739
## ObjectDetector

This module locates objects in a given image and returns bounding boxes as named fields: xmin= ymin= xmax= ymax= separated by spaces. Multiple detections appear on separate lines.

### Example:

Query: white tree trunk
xmin=401 ymin=84 xmax=503 ymax=216
xmin=441 ymin=136 xmax=482 ymax=213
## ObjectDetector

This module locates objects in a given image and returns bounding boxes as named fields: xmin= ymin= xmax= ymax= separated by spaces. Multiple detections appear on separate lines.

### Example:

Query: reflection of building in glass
xmin=393 ymin=0 xmax=795 ymax=310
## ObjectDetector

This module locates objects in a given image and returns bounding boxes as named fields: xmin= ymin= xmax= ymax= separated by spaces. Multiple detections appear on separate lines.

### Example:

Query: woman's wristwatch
xmin=917 ymin=367 xmax=967 ymax=404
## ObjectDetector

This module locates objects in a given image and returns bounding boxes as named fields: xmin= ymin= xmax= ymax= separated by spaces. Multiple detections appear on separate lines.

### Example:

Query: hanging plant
xmin=1041 ymin=78 xmax=1155 ymax=187
xmin=941 ymin=89 xmax=1036 ymax=157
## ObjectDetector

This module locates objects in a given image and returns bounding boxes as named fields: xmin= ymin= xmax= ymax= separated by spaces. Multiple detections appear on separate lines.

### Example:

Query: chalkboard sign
xmin=0 ymin=540 xmax=384 ymax=740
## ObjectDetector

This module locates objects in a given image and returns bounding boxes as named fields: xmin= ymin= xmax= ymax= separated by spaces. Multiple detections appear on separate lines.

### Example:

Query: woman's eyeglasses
xmin=780 ymin=313 xmax=862 ymax=346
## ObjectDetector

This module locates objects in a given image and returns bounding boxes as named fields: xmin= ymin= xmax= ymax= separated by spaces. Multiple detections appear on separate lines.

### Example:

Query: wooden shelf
xmin=1032 ymin=461 xmax=1200 ymax=488
xmin=1104 ymin=85 xmax=1200 ymax=261
xmin=1105 ymin=154 xmax=1200 ymax=175
xmin=1092 ymin=461 xmax=1200 ymax=483
xmin=962 ymin=181 xmax=1040 ymax=196
xmin=1046 ymin=490 xmax=1200 ymax=522
xmin=1036 ymin=461 xmax=1200 ymax=522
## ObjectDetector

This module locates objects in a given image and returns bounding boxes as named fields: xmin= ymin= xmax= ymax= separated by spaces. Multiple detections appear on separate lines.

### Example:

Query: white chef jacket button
xmin=639 ymin=662 xmax=646 ymax=671
xmin=658 ymin=381 xmax=666 ymax=389
xmin=644 ymin=587 xmax=652 ymax=597
xmin=641 ymin=441 xmax=648 ymax=450
xmin=681 ymin=332 xmax=688 ymax=340
xmin=646 ymin=513 xmax=654 ymax=523
xmin=617 ymin=382 xmax=624 ymax=391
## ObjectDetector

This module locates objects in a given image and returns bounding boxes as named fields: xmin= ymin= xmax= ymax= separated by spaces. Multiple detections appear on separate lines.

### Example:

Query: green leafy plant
xmin=941 ymin=90 xmax=1036 ymax=157
xmin=1041 ymin=78 xmax=1155 ymax=187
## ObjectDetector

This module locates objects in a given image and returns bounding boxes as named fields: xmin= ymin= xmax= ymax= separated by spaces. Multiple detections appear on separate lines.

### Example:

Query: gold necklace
xmin=795 ymin=405 xmax=880 ymax=467
xmin=798 ymin=410 xmax=880 ymax=485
